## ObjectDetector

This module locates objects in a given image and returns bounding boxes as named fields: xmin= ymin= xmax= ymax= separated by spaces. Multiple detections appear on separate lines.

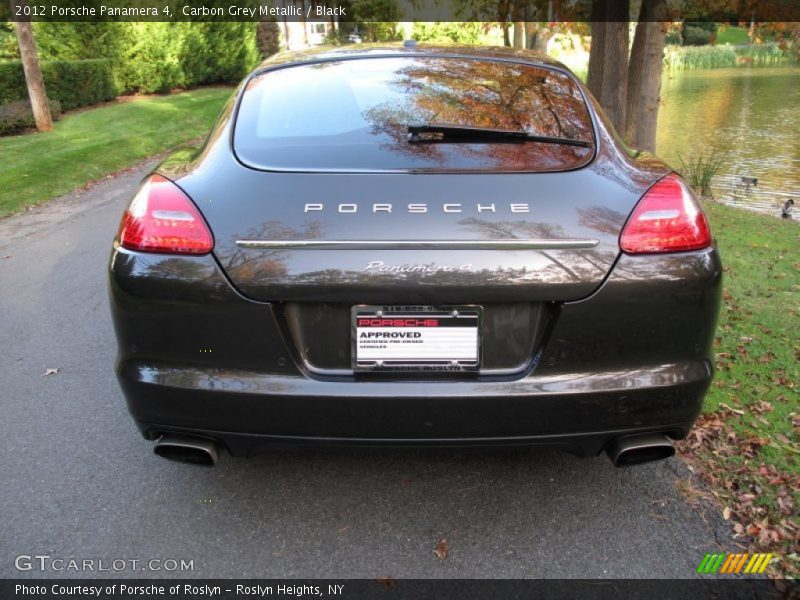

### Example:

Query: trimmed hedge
xmin=0 ymin=59 xmax=115 ymax=110
xmin=0 ymin=98 xmax=62 ymax=135
xmin=0 ymin=62 xmax=25 ymax=104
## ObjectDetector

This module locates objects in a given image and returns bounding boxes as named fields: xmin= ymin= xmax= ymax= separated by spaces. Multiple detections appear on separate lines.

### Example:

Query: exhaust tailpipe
xmin=606 ymin=434 xmax=675 ymax=468
xmin=154 ymin=434 xmax=219 ymax=466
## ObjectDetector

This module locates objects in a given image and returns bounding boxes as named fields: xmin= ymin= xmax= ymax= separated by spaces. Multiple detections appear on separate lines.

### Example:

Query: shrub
xmin=202 ymin=23 xmax=259 ymax=83
xmin=43 ymin=59 xmax=116 ymax=109
xmin=665 ymin=27 xmax=682 ymax=46
xmin=34 ymin=23 xmax=126 ymax=66
xmin=179 ymin=24 xmax=212 ymax=87
xmin=256 ymin=19 xmax=281 ymax=58
xmin=34 ymin=23 xmax=127 ymax=92
xmin=0 ymin=61 xmax=26 ymax=104
xmin=0 ymin=98 xmax=61 ymax=135
xmin=412 ymin=22 xmax=487 ymax=44
xmin=349 ymin=0 xmax=403 ymax=42
xmin=0 ymin=59 xmax=115 ymax=110
xmin=685 ymin=21 xmax=718 ymax=33
xmin=2 ymin=23 xmax=260 ymax=110
xmin=683 ymin=25 xmax=714 ymax=46
xmin=114 ymin=23 xmax=258 ymax=92
xmin=116 ymin=23 xmax=183 ymax=94
xmin=0 ymin=22 xmax=18 ymax=59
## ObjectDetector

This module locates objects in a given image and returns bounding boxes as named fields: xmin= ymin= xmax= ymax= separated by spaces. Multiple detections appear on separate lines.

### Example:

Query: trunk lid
xmin=178 ymin=164 xmax=651 ymax=304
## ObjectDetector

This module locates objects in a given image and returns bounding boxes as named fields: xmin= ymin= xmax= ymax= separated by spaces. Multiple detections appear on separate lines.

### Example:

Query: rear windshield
xmin=233 ymin=57 xmax=595 ymax=173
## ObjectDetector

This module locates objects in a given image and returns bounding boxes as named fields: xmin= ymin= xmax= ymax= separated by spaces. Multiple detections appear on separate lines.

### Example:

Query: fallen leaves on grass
xmin=740 ymin=437 xmax=769 ymax=459
xmin=718 ymin=402 xmax=744 ymax=415
xmin=758 ymin=351 xmax=778 ymax=364
xmin=433 ymin=538 xmax=448 ymax=560
xmin=678 ymin=409 xmax=800 ymax=580
xmin=791 ymin=413 xmax=800 ymax=431
xmin=770 ymin=371 xmax=795 ymax=389
xmin=751 ymin=401 xmax=774 ymax=415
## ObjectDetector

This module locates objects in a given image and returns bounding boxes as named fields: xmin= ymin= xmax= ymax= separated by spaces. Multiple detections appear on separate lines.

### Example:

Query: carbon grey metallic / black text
xmin=108 ymin=44 xmax=721 ymax=468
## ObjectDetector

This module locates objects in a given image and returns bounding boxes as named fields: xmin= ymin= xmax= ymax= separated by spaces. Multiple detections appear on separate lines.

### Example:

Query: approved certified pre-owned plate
xmin=352 ymin=305 xmax=482 ymax=371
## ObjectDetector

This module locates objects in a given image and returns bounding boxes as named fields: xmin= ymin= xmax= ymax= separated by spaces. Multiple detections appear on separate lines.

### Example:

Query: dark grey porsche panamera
xmin=108 ymin=45 xmax=721 ymax=467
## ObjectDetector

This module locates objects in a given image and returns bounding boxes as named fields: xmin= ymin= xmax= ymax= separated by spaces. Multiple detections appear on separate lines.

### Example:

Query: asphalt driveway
xmin=0 ymin=163 xmax=733 ymax=579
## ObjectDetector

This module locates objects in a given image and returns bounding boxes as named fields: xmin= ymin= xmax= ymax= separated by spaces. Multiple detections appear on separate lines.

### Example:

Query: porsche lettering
xmin=303 ymin=203 xmax=530 ymax=214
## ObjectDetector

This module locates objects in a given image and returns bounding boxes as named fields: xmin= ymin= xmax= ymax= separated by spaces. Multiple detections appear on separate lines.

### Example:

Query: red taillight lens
xmin=620 ymin=173 xmax=712 ymax=254
xmin=117 ymin=174 xmax=213 ymax=255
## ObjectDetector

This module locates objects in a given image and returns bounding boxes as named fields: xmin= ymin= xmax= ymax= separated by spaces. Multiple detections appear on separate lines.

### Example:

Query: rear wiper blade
xmin=407 ymin=122 xmax=590 ymax=148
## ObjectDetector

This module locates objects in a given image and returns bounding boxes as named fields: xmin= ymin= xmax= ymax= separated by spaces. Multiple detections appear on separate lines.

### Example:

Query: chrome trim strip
xmin=235 ymin=239 xmax=599 ymax=250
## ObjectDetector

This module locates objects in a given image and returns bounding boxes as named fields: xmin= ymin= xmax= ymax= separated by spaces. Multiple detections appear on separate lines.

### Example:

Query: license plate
xmin=352 ymin=305 xmax=482 ymax=371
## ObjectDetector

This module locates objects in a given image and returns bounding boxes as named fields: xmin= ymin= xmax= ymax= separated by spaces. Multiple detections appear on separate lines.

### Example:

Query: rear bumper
xmin=118 ymin=358 xmax=710 ymax=457
xmin=109 ymin=244 xmax=721 ymax=458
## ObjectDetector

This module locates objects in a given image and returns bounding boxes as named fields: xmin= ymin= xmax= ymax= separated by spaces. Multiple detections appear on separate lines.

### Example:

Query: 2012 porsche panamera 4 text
xmin=108 ymin=45 xmax=721 ymax=467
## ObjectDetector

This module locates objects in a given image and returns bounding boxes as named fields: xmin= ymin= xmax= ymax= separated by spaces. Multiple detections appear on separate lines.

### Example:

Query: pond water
xmin=656 ymin=66 xmax=800 ymax=216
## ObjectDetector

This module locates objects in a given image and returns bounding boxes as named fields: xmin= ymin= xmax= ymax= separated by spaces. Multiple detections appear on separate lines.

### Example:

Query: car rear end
xmin=108 ymin=48 xmax=721 ymax=466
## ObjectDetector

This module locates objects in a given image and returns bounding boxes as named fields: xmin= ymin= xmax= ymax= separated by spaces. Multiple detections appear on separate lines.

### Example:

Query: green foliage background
xmin=411 ymin=22 xmax=495 ymax=44
xmin=1 ymin=22 xmax=258 ymax=134
xmin=30 ymin=22 xmax=259 ymax=94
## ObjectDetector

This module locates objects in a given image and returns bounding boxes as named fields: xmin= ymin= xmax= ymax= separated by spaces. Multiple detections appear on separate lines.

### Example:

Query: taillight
xmin=620 ymin=173 xmax=712 ymax=254
xmin=117 ymin=174 xmax=213 ymax=255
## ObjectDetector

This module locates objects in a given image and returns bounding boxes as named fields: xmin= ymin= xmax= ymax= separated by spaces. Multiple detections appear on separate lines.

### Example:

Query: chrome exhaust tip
xmin=606 ymin=434 xmax=675 ymax=468
xmin=154 ymin=434 xmax=219 ymax=466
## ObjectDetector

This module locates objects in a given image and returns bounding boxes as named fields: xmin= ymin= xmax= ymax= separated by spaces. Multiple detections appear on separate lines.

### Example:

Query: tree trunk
xmin=532 ymin=28 xmax=553 ymax=53
xmin=625 ymin=0 xmax=668 ymax=151
xmin=257 ymin=19 xmax=281 ymax=57
xmin=510 ymin=0 xmax=526 ymax=49
xmin=587 ymin=2 xmax=606 ymax=99
xmin=525 ymin=22 xmax=537 ymax=49
xmin=600 ymin=21 xmax=629 ymax=134
xmin=513 ymin=22 xmax=526 ymax=49
xmin=587 ymin=0 xmax=630 ymax=135
xmin=301 ymin=0 xmax=309 ymax=46
xmin=13 ymin=15 xmax=52 ymax=132
xmin=283 ymin=17 xmax=291 ymax=50
xmin=495 ymin=0 xmax=512 ymax=47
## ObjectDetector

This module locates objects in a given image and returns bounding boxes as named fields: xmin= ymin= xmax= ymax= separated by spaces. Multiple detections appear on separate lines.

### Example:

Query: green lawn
xmin=716 ymin=25 xmax=752 ymax=45
xmin=716 ymin=25 xmax=776 ymax=46
xmin=679 ymin=202 xmax=799 ymax=578
xmin=0 ymin=87 xmax=233 ymax=217
xmin=703 ymin=202 xmax=799 ymax=469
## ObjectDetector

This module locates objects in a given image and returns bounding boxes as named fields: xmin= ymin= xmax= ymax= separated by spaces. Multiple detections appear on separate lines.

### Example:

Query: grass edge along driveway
xmin=678 ymin=202 xmax=799 ymax=582
xmin=0 ymin=86 xmax=233 ymax=218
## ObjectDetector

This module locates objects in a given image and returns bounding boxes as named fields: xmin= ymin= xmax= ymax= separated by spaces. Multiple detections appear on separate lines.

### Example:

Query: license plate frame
xmin=351 ymin=305 xmax=482 ymax=372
